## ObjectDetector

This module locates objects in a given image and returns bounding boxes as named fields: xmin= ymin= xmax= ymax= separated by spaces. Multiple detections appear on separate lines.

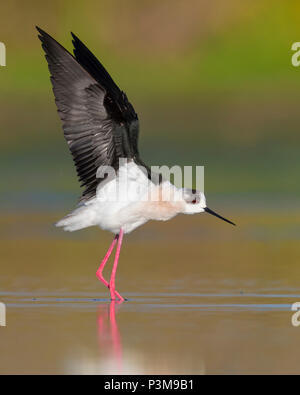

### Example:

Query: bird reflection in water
xmin=97 ymin=300 xmax=123 ymax=373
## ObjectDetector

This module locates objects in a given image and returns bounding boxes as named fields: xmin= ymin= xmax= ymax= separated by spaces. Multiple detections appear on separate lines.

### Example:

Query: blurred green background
xmin=1 ymin=0 xmax=300 ymax=214
xmin=2 ymin=0 xmax=300 ymax=375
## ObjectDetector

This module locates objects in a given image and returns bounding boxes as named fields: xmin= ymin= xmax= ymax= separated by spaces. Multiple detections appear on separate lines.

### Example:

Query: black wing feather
xmin=37 ymin=27 xmax=144 ymax=201
xmin=71 ymin=32 xmax=142 ymax=160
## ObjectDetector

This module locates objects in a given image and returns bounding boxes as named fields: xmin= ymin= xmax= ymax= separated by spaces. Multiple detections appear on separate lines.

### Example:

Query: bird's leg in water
xmin=96 ymin=234 xmax=123 ymax=301
xmin=110 ymin=229 xmax=124 ymax=301
xmin=96 ymin=235 xmax=118 ymax=285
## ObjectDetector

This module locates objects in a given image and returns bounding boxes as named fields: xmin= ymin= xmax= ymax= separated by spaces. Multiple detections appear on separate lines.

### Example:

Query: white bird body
xmin=56 ymin=161 xmax=206 ymax=234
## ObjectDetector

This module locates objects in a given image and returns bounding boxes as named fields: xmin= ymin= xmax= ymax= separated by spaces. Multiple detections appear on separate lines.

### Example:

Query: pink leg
xmin=96 ymin=235 xmax=117 ymax=287
xmin=96 ymin=235 xmax=123 ymax=301
xmin=109 ymin=229 xmax=124 ymax=301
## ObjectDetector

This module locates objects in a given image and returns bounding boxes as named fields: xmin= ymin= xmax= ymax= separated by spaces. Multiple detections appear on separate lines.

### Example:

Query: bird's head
xmin=182 ymin=189 xmax=235 ymax=226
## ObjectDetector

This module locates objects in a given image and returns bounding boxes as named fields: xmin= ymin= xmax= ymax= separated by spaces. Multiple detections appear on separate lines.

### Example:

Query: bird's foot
xmin=96 ymin=272 xmax=124 ymax=301
xmin=110 ymin=285 xmax=125 ymax=302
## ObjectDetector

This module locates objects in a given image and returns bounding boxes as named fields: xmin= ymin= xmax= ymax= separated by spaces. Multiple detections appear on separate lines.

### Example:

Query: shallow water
xmin=1 ymin=212 xmax=300 ymax=374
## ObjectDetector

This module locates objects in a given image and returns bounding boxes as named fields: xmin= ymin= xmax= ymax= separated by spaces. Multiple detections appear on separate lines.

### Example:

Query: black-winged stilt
xmin=37 ymin=27 xmax=235 ymax=302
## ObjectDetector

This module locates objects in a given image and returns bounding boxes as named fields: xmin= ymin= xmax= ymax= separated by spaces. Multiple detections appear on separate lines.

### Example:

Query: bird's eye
xmin=191 ymin=199 xmax=197 ymax=204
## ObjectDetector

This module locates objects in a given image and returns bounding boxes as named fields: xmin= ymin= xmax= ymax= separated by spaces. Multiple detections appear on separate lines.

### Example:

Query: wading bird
xmin=37 ymin=27 xmax=235 ymax=302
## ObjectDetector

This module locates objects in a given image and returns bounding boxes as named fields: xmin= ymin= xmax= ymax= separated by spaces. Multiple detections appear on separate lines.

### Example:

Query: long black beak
xmin=204 ymin=207 xmax=236 ymax=226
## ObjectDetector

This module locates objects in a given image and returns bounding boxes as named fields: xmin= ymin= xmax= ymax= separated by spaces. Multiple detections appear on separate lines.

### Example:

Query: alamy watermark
xmin=291 ymin=302 xmax=300 ymax=327
xmin=0 ymin=42 xmax=6 ymax=67
xmin=95 ymin=159 xmax=204 ymax=203
xmin=0 ymin=302 xmax=6 ymax=326
xmin=291 ymin=42 xmax=300 ymax=67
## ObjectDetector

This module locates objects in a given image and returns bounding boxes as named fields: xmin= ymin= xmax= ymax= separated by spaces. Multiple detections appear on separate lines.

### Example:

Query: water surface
xmin=0 ymin=212 xmax=300 ymax=374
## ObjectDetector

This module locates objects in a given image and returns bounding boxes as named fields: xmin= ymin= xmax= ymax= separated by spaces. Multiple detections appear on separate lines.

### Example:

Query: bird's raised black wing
xmin=71 ymin=32 xmax=141 ymax=162
xmin=37 ymin=27 xmax=143 ymax=202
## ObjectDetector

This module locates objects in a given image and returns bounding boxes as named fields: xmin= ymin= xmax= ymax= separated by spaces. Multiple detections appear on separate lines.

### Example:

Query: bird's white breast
xmin=90 ymin=162 xmax=185 ymax=233
xmin=57 ymin=162 xmax=185 ymax=234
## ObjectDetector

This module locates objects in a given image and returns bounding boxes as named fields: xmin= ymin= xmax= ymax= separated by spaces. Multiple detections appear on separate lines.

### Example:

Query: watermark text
xmin=0 ymin=42 xmax=6 ymax=67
